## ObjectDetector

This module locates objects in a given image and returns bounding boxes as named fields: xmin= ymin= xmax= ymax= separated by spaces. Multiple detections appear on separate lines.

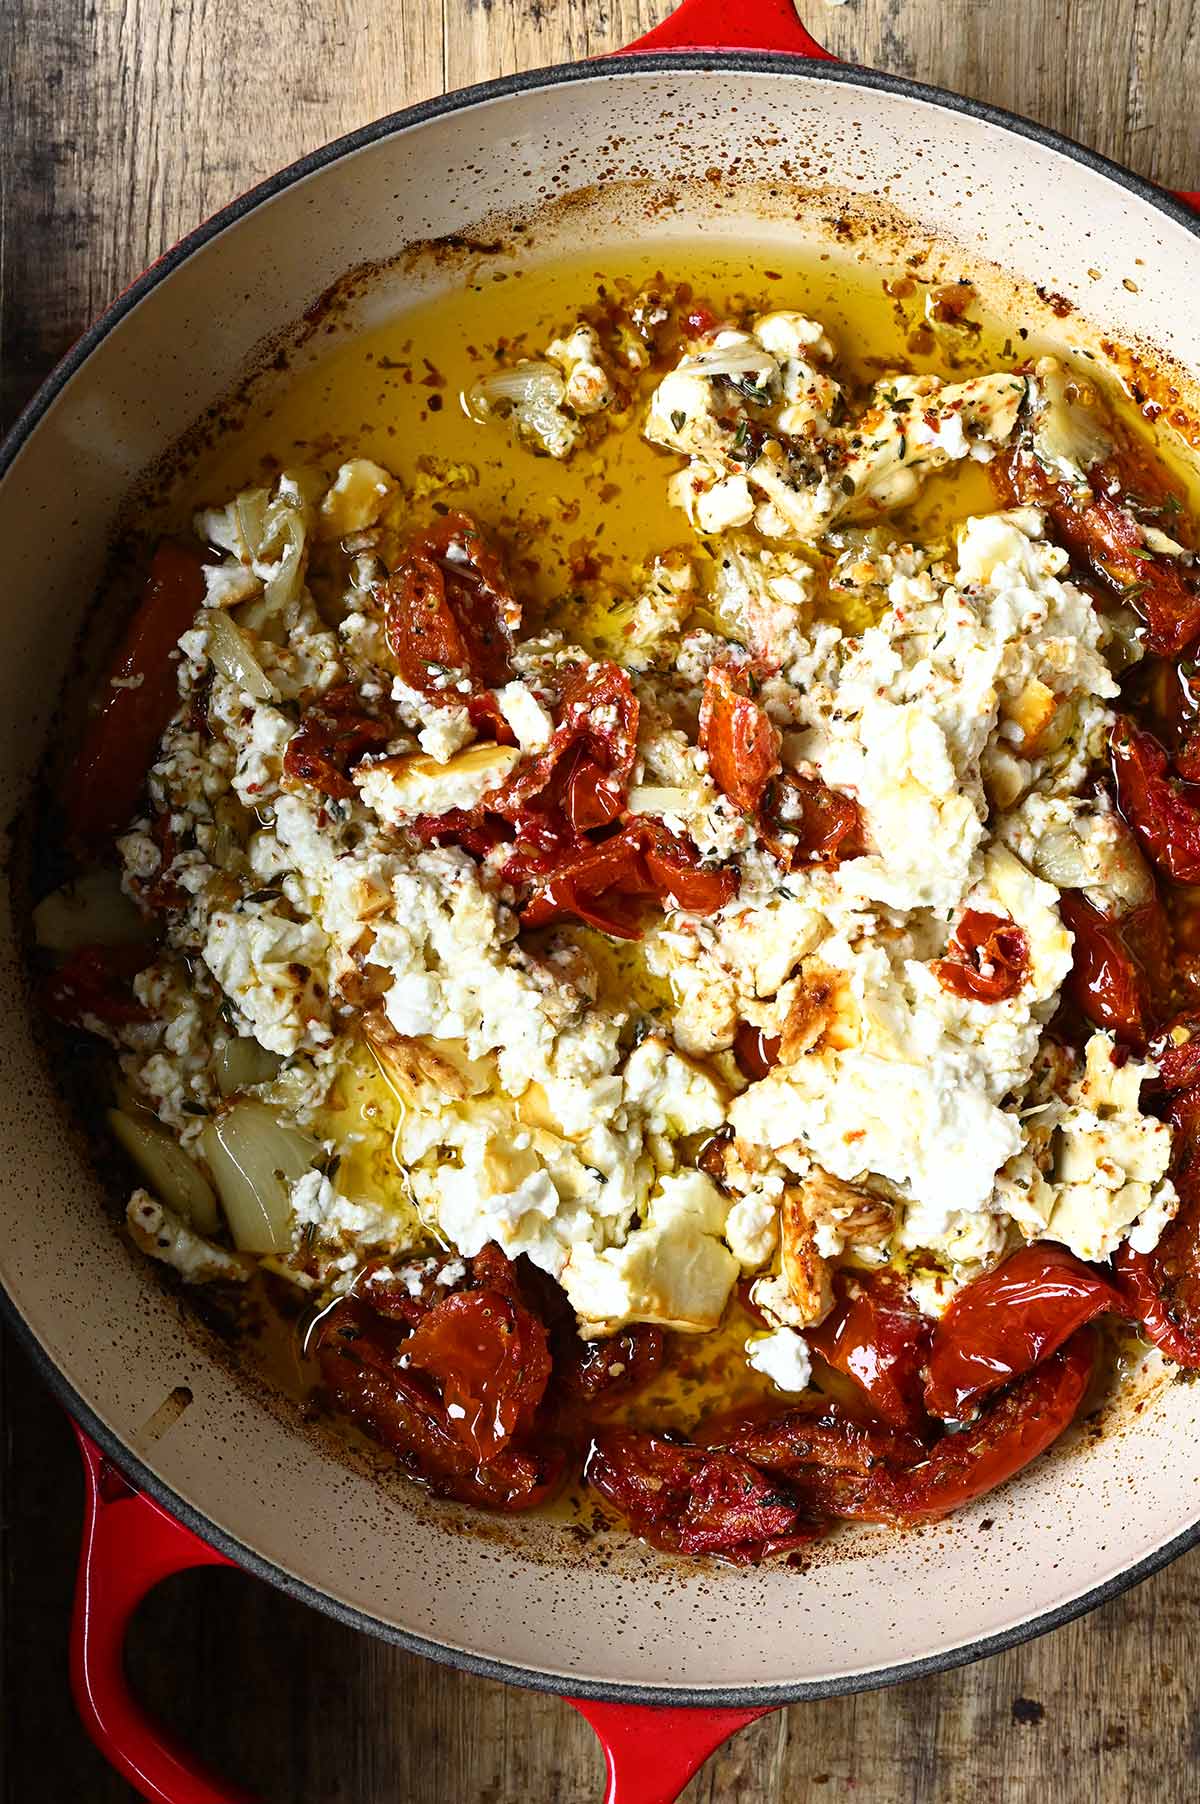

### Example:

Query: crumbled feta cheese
xmin=745 ymin=1325 xmax=812 ymax=1392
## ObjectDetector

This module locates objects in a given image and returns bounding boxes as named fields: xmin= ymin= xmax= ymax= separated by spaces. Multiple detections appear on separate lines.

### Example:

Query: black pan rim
xmin=2 ymin=43 xmax=1199 ymax=1709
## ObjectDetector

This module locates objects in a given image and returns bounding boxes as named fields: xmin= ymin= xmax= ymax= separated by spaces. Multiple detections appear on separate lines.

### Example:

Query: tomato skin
xmin=1148 ymin=1013 xmax=1200 ymax=1092
xmin=496 ymin=660 xmax=639 ymax=839
xmin=761 ymin=772 xmax=865 ymax=871
xmin=404 ymin=1288 xmax=551 ymax=1462
xmin=1059 ymin=888 xmax=1170 ymax=1045
xmin=381 ymin=512 xmax=518 ymax=697
xmin=924 ymin=1245 xmax=1121 ymax=1422
xmin=42 ymin=943 xmax=153 ymax=1032
xmin=808 ymin=1271 xmax=933 ymax=1434
xmin=732 ymin=1022 xmax=781 ymax=1082
xmin=585 ymin=1430 xmax=813 ymax=1561
xmin=283 ymin=684 xmax=392 ymax=800
xmin=699 ymin=663 xmax=781 ymax=816
xmin=855 ymin=1332 xmax=1097 ymax=1525
xmin=1111 ymin=714 xmax=1200 ymax=884
xmin=316 ymin=1247 xmax=563 ymax=1511
xmin=317 ymin=1297 xmax=562 ymax=1511
xmin=1114 ymin=1082 xmax=1200 ymax=1368
xmin=520 ymin=818 xmax=737 ymax=938
xmin=69 ymin=542 xmax=208 ymax=848
xmin=998 ymin=451 xmax=1200 ymax=656
xmin=935 ymin=909 xmax=1030 ymax=1004
xmin=562 ymin=1326 xmax=665 ymax=1407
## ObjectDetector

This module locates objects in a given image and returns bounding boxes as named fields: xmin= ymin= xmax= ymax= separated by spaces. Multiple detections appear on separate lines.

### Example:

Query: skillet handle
xmin=623 ymin=0 xmax=834 ymax=59
xmin=569 ymin=1697 xmax=778 ymax=1803
xmin=70 ymin=1423 xmax=258 ymax=1804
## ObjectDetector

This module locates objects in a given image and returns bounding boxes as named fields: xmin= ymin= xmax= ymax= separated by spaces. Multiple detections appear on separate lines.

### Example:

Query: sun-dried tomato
xmin=1111 ymin=714 xmax=1200 ymax=883
xmin=699 ymin=663 xmax=781 ymax=817
xmin=42 ymin=943 xmax=154 ymax=1033
xmin=495 ymin=660 xmax=639 ymax=838
xmin=998 ymin=449 xmax=1200 ymax=656
xmin=1114 ymin=1082 xmax=1200 ymax=1368
xmin=381 ymin=512 xmax=519 ymax=696
xmin=935 ymin=909 xmax=1030 ymax=1004
xmin=404 ymin=1289 xmax=552 ymax=1462
xmin=69 ymin=542 xmax=208 ymax=849
xmin=520 ymin=818 xmax=737 ymax=938
xmin=283 ymin=684 xmax=392 ymax=801
xmin=1148 ymin=1012 xmax=1200 ymax=1092
xmin=808 ymin=1271 xmax=933 ymax=1435
xmin=761 ymin=772 xmax=865 ymax=871
xmin=1059 ymin=888 xmax=1170 ymax=1044
xmin=585 ymin=1430 xmax=814 ymax=1561
xmin=924 ymin=1245 xmax=1120 ymax=1422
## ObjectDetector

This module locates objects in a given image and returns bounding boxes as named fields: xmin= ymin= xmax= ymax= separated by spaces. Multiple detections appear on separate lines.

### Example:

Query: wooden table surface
xmin=3 ymin=1 xmax=1199 ymax=1798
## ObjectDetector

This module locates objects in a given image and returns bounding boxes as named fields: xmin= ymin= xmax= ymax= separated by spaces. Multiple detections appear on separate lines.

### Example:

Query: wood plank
xmin=2 ymin=0 xmax=1199 ymax=1799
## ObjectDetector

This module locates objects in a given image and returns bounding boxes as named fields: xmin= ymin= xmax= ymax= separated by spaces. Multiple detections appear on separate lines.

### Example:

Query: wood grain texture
xmin=2 ymin=0 xmax=1200 ymax=1798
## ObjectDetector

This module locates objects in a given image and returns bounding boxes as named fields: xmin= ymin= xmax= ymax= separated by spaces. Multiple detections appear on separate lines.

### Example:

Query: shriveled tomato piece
xmin=1148 ymin=1012 xmax=1200 ymax=1092
xmin=1111 ymin=714 xmax=1200 ymax=883
xmin=561 ymin=1325 xmax=665 ymax=1407
xmin=42 ymin=943 xmax=154 ymax=1032
xmin=699 ymin=663 xmax=781 ymax=817
xmin=1059 ymin=888 xmax=1171 ymax=1045
xmin=283 ymin=684 xmax=392 ymax=800
xmin=585 ymin=1431 xmax=812 ymax=1560
xmin=808 ymin=1271 xmax=933 ymax=1435
xmin=496 ymin=660 xmax=639 ymax=838
xmin=924 ymin=1245 xmax=1120 ymax=1422
xmin=316 ymin=1295 xmax=561 ymax=1511
xmin=381 ymin=512 xmax=519 ymax=700
xmin=761 ymin=772 xmax=865 ymax=871
xmin=69 ymin=542 xmax=208 ymax=848
xmin=404 ymin=1288 xmax=551 ymax=1462
xmin=999 ymin=450 xmax=1200 ymax=656
xmin=853 ymin=1332 xmax=1097 ymax=1525
xmin=935 ymin=909 xmax=1030 ymax=1004
xmin=410 ymin=808 xmax=514 ymax=861
xmin=1114 ymin=1082 xmax=1200 ymax=1368
xmin=699 ymin=1394 xmax=926 ymax=1527
xmin=520 ymin=818 xmax=736 ymax=938
xmin=732 ymin=1022 xmax=781 ymax=1082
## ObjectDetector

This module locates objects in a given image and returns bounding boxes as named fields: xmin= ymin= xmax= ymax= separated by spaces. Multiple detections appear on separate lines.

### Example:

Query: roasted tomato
xmin=317 ymin=1246 xmax=562 ymax=1512
xmin=998 ymin=450 xmax=1200 ymax=656
xmin=732 ymin=1022 xmax=782 ymax=1082
xmin=496 ymin=660 xmax=639 ymax=839
xmin=1114 ymin=1082 xmax=1200 ymax=1368
xmin=761 ymin=772 xmax=865 ymax=871
xmin=69 ymin=542 xmax=208 ymax=849
xmin=561 ymin=1325 xmax=666 ymax=1407
xmin=808 ymin=1271 xmax=933 ymax=1434
xmin=935 ymin=909 xmax=1030 ymax=1004
xmin=520 ymin=818 xmax=737 ymax=938
xmin=585 ymin=1431 xmax=813 ymax=1561
xmin=283 ymin=685 xmax=392 ymax=800
xmin=410 ymin=808 xmax=514 ymax=861
xmin=1148 ymin=1012 xmax=1200 ymax=1092
xmin=1111 ymin=714 xmax=1200 ymax=884
xmin=924 ymin=1245 xmax=1121 ymax=1422
xmin=699 ymin=663 xmax=781 ymax=816
xmin=856 ymin=1333 xmax=1097 ymax=1525
xmin=404 ymin=1288 xmax=552 ymax=1461
xmin=707 ymin=1335 xmax=1095 ymax=1525
xmin=318 ymin=1296 xmax=561 ymax=1510
xmin=381 ymin=513 xmax=519 ymax=696
xmin=1059 ymin=888 xmax=1171 ymax=1044
xmin=42 ymin=943 xmax=153 ymax=1032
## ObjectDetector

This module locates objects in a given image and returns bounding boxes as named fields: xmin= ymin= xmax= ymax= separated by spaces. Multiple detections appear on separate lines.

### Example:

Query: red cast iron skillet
xmin=4 ymin=0 xmax=1199 ymax=1798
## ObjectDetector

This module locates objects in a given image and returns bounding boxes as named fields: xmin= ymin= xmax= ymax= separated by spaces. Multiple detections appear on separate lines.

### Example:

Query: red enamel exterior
xmin=70 ymin=1425 xmax=256 ymax=1803
xmin=624 ymin=0 xmax=832 ymax=58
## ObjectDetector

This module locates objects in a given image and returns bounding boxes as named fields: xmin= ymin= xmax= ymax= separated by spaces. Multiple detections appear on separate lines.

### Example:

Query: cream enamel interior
xmin=3 ymin=60 xmax=1200 ymax=1695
